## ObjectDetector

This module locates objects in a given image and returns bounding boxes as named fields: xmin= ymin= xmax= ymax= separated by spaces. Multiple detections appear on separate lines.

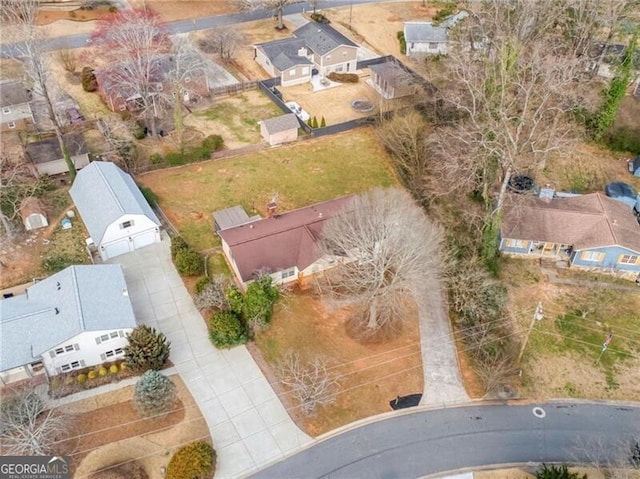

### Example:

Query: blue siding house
xmin=500 ymin=192 xmax=640 ymax=274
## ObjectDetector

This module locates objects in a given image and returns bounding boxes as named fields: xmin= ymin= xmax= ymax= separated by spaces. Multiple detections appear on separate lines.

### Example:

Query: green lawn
xmin=139 ymin=128 xmax=398 ymax=251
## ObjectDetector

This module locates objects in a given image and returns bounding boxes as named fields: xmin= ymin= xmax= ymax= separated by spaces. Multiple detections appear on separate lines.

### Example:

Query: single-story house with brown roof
xmin=218 ymin=196 xmax=356 ymax=289
xmin=20 ymin=197 xmax=48 ymax=231
xmin=500 ymin=190 xmax=640 ymax=273
xmin=260 ymin=113 xmax=300 ymax=146
xmin=25 ymin=133 xmax=90 ymax=176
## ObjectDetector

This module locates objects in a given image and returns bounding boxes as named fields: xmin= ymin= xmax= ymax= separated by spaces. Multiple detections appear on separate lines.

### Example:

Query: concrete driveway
xmin=108 ymin=237 xmax=311 ymax=478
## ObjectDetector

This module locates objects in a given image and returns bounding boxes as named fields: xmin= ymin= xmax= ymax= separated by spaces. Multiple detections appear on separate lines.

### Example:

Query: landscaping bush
xmin=397 ymin=31 xmax=406 ymax=55
xmin=601 ymin=126 xmax=640 ymax=154
xmin=166 ymin=441 xmax=215 ymax=479
xmin=194 ymin=276 xmax=212 ymax=294
xmin=175 ymin=249 xmax=204 ymax=276
xmin=171 ymin=236 xmax=189 ymax=260
xmin=88 ymin=370 xmax=97 ymax=380
xmin=165 ymin=152 xmax=186 ymax=166
xmin=209 ymin=311 xmax=247 ymax=348
xmin=124 ymin=325 xmax=171 ymax=372
xmin=81 ymin=67 xmax=98 ymax=92
xmin=108 ymin=5 xmax=117 ymax=12
xmin=132 ymin=127 xmax=146 ymax=140
xmin=311 ymin=116 xmax=318 ymax=128
xmin=98 ymin=367 xmax=108 ymax=376
xmin=149 ymin=152 xmax=164 ymax=165
xmin=327 ymin=72 xmax=359 ymax=83
xmin=139 ymin=186 xmax=158 ymax=206
xmin=133 ymin=370 xmax=177 ymax=417
xmin=77 ymin=374 xmax=87 ymax=384
xmin=228 ymin=276 xmax=280 ymax=328
xmin=109 ymin=364 xmax=119 ymax=374
xmin=119 ymin=362 xmax=126 ymax=371
xmin=310 ymin=12 xmax=330 ymax=23
xmin=320 ymin=116 xmax=326 ymax=127
xmin=202 ymin=134 xmax=224 ymax=153
xmin=433 ymin=2 xmax=457 ymax=23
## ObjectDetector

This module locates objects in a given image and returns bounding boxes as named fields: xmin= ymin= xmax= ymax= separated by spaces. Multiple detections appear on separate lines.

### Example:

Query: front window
xmin=280 ymin=268 xmax=296 ymax=279
xmin=120 ymin=220 xmax=133 ymax=229
xmin=8 ymin=121 xmax=16 ymax=128
xmin=580 ymin=251 xmax=604 ymax=262
xmin=2 ymin=107 xmax=10 ymax=114
xmin=428 ymin=42 xmax=439 ymax=49
xmin=619 ymin=254 xmax=639 ymax=264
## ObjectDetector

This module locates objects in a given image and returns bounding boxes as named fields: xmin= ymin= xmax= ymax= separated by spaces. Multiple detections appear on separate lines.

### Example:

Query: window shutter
xmin=49 ymin=350 xmax=55 ymax=358
xmin=95 ymin=337 xmax=101 ymax=344
xmin=100 ymin=353 xmax=106 ymax=361
xmin=74 ymin=343 xmax=80 ymax=351
xmin=80 ymin=360 xmax=86 ymax=367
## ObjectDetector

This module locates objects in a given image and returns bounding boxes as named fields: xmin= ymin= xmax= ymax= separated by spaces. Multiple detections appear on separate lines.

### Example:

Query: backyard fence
xmin=209 ymin=81 xmax=258 ymax=98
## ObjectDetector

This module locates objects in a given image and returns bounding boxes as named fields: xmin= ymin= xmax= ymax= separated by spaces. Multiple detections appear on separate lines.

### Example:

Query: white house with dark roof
xmin=260 ymin=113 xmax=300 ymax=145
xmin=255 ymin=23 xmax=359 ymax=85
xmin=0 ymin=265 xmax=137 ymax=385
xmin=70 ymin=161 xmax=161 ymax=261
xmin=404 ymin=22 xmax=449 ymax=56
xmin=0 ymin=80 xmax=33 ymax=132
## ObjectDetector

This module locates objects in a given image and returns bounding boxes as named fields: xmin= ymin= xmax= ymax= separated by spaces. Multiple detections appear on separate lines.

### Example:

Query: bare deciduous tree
xmin=376 ymin=110 xmax=429 ymax=197
xmin=572 ymin=435 xmax=640 ymax=479
xmin=237 ymin=0 xmax=295 ymax=30
xmin=3 ymin=0 xmax=77 ymax=180
xmin=320 ymin=188 xmax=443 ymax=340
xmin=199 ymin=27 xmax=242 ymax=63
xmin=276 ymin=350 xmax=340 ymax=414
xmin=194 ymin=275 xmax=230 ymax=311
xmin=0 ymin=388 xmax=70 ymax=456
xmin=57 ymin=47 xmax=77 ymax=74
xmin=0 ymin=156 xmax=41 ymax=240
xmin=432 ymin=0 xmax=596 ymax=215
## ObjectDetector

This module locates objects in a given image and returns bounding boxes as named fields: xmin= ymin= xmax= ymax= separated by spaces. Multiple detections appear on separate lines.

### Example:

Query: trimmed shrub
xmin=81 ymin=67 xmax=97 ymax=92
xmin=175 ymin=249 xmax=204 ymax=276
xmin=139 ymin=186 xmax=158 ymax=206
xmin=109 ymin=364 xmax=119 ymax=374
xmin=165 ymin=152 xmax=185 ymax=166
xmin=133 ymin=370 xmax=177 ymax=417
xmin=88 ymin=370 xmax=98 ymax=380
xmin=194 ymin=276 xmax=212 ymax=294
xmin=327 ymin=72 xmax=359 ymax=83
xmin=237 ymin=276 xmax=280 ymax=327
xmin=202 ymin=134 xmax=224 ymax=153
xmin=320 ymin=116 xmax=326 ymax=127
xmin=64 ymin=375 xmax=74 ymax=385
xmin=108 ymin=5 xmax=117 ymax=12
xmin=310 ymin=12 xmax=330 ymax=23
xmin=119 ymin=362 xmax=127 ymax=371
xmin=133 ymin=127 xmax=146 ymax=140
xmin=307 ymin=117 xmax=313 ymax=127
xmin=171 ymin=236 xmax=189 ymax=260
xmin=124 ymin=325 xmax=171 ymax=372
xmin=98 ymin=367 xmax=108 ymax=377
xmin=397 ymin=31 xmax=406 ymax=55
xmin=311 ymin=116 xmax=318 ymax=128
xmin=166 ymin=441 xmax=215 ymax=479
xmin=209 ymin=311 xmax=247 ymax=348
xmin=77 ymin=374 xmax=87 ymax=384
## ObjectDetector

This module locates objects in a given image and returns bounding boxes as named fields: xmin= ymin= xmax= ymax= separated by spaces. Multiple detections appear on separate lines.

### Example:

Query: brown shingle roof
xmin=220 ymin=195 xmax=356 ymax=282
xmin=0 ymin=81 xmax=30 ymax=108
xmin=501 ymin=192 xmax=640 ymax=253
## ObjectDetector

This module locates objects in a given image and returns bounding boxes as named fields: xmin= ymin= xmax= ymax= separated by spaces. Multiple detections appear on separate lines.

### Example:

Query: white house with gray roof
xmin=70 ymin=161 xmax=161 ymax=261
xmin=0 ymin=265 xmax=136 ymax=385
xmin=255 ymin=23 xmax=359 ymax=85
xmin=404 ymin=22 xmax=449 ymax=56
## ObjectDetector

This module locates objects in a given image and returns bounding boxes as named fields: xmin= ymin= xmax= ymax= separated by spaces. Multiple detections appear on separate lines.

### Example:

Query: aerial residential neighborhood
xmin=0 ymin=0 xmax=639 ymax=478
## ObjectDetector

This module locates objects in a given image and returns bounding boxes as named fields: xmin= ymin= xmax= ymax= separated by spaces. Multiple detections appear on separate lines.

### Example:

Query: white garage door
xmin=132 ymin=230 xmax=157 ymax=250
xmin=104 ymin=240 xmax=131 ymax=259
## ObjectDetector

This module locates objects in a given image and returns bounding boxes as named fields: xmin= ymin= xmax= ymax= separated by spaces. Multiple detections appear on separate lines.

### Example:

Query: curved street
xmin=249 ymin=401 xmax=640 ymax=478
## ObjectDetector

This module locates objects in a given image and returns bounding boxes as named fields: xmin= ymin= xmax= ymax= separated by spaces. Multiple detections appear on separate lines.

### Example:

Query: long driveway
xmin=250 ymin=400 xmax=640 ymax=478
xmin=108 ymin=237 xmax=311 ymax=478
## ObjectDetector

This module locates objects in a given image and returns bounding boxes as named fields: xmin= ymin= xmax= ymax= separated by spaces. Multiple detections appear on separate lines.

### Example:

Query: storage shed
xmin=260 ymin=114 xmax=300 ymax=146
xmin=20 ymin=197 xmax=48 ymax=231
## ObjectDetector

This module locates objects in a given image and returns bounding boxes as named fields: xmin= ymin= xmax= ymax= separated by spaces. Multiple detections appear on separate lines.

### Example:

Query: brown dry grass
xmin=130 ymin=0 xmax=237 ymax=22
xmin=69 ymin=375 xmax=209 ymax=478
xmin=36 ymin=7 xmax=112 ymax=26
xmin=254 ymin=290 xmax=423 ymax=437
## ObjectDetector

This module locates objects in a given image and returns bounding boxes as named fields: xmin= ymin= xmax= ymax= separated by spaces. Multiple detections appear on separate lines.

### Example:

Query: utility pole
xmin=517 ymin=302 xmax=544 ymax=364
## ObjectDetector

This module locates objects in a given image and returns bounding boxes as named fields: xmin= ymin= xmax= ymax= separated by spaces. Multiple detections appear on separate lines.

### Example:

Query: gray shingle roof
xmin=212 ymin=205 xmax=260 ymax=232
xmin=404 ymin=22 xmax=448 ymax=43
xmin=0 ymin=80 xmax=30 ymax=108
xmin=262 ymin=113 xmax=300 ymax=135
xmin=25 ymin=133 xmax=89 ymax=164
xmin=69 ymin=161 xmax=160 ymax=245
xmin=0 ymin=265 xmax=136 ymax=372
xmin=369 ymin=62 xmax=414 ymax=87
xmin=256 ymin=38 xmax=313 ymax=71
xmin=293 ymin=22 xmax=357 ymax=55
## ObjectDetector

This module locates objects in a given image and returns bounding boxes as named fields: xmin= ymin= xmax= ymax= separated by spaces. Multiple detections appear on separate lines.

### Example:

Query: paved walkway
xmin=109 ymin=238 xmax=311 ymax=478
xmin=417 ymin=278 xmax=469 ymax=406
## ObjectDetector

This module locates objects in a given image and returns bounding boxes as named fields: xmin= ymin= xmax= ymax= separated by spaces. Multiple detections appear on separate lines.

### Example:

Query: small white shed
xmin=260 ymin=113 xmax=300 ymax=146
xmin=20 ymin=197 xmax=48 ymax=231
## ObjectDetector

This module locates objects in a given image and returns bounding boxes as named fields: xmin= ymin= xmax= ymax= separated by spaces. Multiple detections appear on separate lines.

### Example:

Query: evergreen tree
xmin=133 ymin=370 xmax=177 ymax=417
xmin=124 ymin=326 xmax=171 ymax=371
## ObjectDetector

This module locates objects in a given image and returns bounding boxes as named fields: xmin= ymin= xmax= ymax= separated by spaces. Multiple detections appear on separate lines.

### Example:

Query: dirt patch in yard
xmin=66 ymin=375 xmax=209 ymax=478
xmin=253 ymin=289 xmax=423 ymax=437
xmin=37 ymin=7 xmax=113 ymax=26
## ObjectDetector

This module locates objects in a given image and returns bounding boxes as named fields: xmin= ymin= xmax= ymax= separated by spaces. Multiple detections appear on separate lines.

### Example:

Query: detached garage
xmin=70 ymin=161 xmax=161 ymax=261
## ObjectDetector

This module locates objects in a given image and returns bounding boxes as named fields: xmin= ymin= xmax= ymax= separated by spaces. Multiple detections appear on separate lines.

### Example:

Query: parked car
xmin=604 ymin=182 xmax=640 ymax=211
xmin=66 ymin=107 xmax=85 ymax=125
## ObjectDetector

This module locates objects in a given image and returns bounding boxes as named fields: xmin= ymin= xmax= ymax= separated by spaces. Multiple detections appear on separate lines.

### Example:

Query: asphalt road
xmin=249 ymin=401 xmax=640 ymax=479
xmin=0 ymin=0 xmax=386 ymax=58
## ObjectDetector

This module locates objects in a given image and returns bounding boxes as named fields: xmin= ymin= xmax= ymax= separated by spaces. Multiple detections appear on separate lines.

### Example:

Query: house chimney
xmin=268 ymin=201 xmax=277 ymax=218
